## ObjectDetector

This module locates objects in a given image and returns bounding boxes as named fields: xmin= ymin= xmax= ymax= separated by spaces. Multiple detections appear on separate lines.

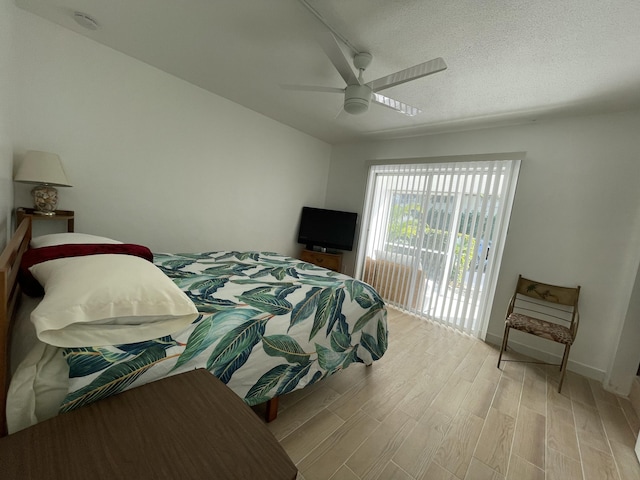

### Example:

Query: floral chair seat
xmin=506 ymin=313 xmax=574 ymax=345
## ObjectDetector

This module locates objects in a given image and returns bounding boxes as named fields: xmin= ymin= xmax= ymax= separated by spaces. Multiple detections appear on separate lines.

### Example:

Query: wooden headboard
xmin=0 ymin=217 xmax=32 ymax=436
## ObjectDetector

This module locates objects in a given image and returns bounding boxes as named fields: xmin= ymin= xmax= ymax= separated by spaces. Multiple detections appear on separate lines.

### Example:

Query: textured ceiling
xmin=14 ymin=0 xmax=640 ymax=144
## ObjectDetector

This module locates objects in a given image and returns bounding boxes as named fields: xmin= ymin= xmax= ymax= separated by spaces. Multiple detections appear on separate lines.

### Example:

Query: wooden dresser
xmin=300 ymin=249 xmax=343 ymax=272
xmin=0 ymin=369 xmax=297 ymax=479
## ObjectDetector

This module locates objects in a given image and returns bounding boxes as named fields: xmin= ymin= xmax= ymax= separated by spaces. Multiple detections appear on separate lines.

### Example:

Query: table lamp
xmin=14 ymin=151 xmax=72 ymax=215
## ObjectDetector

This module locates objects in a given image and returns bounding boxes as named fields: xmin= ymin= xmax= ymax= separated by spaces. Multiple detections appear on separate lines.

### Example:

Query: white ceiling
xmin=14 ymin=0 xmax=640 ymax=144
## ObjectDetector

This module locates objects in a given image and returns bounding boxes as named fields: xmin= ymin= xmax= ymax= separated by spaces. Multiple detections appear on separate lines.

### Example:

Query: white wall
xmin=327 ymin=110 xmax=640 ymax=393
xmin=11 ymin=9 xmax=331 ymax=256
xmin=0 ymin=0 xmax=14 ymax=248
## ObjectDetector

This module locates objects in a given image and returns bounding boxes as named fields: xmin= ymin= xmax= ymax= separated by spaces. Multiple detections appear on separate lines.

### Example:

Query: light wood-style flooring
xmin=264 ymin=307 xmax=640 ymax=480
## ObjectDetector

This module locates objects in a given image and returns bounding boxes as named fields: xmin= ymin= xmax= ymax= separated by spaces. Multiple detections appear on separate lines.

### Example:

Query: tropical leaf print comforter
xmin=60 ymin=251 xmax=388 ymax=413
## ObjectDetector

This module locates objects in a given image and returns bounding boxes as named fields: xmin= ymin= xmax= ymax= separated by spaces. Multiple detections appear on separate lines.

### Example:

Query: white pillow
xmin=29 ymin=254 xmax=199 ymax=347
xmin=30 ymin=233 xmax=123 ymax=249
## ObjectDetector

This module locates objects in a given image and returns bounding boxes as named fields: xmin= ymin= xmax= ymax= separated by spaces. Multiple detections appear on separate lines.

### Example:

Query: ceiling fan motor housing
xmin=344 ymin=84 xmax=372 ymax=114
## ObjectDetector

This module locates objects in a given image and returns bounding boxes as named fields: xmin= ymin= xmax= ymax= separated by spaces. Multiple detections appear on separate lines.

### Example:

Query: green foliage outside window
xmin=385 ymin=202 xmax=481 ymax=288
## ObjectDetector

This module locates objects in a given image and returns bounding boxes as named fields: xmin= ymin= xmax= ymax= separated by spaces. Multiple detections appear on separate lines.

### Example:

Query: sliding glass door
xmin=357 ymin=157 xmax=520 ymax=338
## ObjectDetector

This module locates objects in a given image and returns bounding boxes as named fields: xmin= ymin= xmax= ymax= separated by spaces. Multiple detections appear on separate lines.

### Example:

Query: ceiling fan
xmin=283 ymin=32 xmax=447 ymax=116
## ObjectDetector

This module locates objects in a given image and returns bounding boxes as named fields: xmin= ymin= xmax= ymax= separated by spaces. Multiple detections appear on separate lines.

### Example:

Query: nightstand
xmin=0 ymin=369 xmax=297 ymax=479
xmin=16 ymin=208 xmax=74 ymax=233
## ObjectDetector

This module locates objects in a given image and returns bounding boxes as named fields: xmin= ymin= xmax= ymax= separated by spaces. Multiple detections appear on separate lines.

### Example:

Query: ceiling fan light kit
xmin=344 ymin=84 xmax=372 ymax=114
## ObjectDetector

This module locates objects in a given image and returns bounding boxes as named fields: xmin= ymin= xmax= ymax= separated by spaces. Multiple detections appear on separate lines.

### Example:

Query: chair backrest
xmin=510 ymin=275 xmax=581 ymax=328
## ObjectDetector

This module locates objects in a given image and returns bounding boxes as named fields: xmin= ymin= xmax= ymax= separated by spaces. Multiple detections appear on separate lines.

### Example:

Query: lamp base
xmin=31 ymin=185 xmax=59 ymax=215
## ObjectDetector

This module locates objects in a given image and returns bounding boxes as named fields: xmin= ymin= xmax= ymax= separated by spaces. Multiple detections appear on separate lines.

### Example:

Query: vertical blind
xmin=357 ymin=158 xmax=520 ymax=337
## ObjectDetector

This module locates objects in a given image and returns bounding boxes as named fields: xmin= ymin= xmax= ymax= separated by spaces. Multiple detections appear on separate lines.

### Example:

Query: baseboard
xmin=485 ymin=332 xmax=605 ymax=382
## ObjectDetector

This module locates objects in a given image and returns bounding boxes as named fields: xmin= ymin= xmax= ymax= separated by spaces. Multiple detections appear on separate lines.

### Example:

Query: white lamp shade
xmin=14 ymin=151 xmax=72 ymax=187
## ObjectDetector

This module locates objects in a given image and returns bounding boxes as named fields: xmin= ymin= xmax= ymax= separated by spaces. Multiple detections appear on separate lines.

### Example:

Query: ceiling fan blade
xmin=372 ymin=93 xmax=422 ymax=117
xmin=367 ymin=57 xmax=447 ymax=93
xmin=280 ymin=84 xmax=345 ymax=94
xmin=316 ymin=32 xmax=360 ymax=86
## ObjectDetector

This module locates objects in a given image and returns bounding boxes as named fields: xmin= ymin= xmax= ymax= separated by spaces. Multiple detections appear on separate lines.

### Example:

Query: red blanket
xmin=20 ymin=244 xmax=154 ymax=297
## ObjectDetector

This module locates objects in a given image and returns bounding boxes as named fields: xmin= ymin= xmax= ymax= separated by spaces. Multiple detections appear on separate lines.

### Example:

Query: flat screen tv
xmin=297 ymin=206 xmax=358 ymax=252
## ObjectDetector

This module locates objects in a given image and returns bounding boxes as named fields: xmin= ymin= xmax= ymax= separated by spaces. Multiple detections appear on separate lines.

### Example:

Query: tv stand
xmin=300 ymin=249 xmax=342 ymax=273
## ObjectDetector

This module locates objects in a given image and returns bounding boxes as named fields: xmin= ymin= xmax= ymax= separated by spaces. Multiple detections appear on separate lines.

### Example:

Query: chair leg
xmin=497 ymin=324 xmax=510 ymax=368
xmin=558 ymin=344 xmax=571 ymax=393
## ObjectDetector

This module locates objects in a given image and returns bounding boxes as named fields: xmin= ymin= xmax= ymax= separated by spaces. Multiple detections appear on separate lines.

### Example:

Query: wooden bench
xmin=363 ymin=255 xmax=426 ymax=308
xmin=0 ymin=369 xmax=297 ymax=479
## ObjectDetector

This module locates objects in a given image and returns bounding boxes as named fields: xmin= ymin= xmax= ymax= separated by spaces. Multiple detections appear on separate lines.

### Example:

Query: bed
xmin=1 ymin=218 xmax=388 ymax=435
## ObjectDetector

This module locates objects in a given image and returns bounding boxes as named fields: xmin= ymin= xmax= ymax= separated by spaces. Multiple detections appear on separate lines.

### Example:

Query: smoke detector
xmin=73 ymin=12 xmax=99 ymax=30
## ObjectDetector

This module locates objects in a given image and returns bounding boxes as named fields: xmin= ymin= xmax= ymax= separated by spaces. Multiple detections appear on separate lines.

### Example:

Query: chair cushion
xmin=506 ymin=313 xmax=574 ymax=345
